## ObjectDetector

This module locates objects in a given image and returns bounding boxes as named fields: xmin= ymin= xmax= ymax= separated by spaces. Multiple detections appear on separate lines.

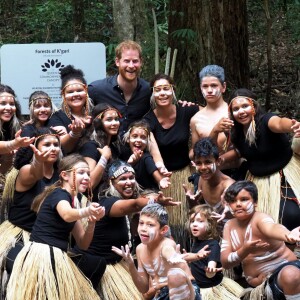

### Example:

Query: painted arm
xmin=109 ymin=192 xmax=179 ymax=217
xmin=220 ymin=222 xmax=269 ymax=269
xmin=257 ymin=215 xmax=300 ymax=243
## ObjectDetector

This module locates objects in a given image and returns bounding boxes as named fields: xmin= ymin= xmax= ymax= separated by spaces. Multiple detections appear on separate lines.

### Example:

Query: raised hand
xmin=159 ymin=177 xmax=171 ymax=189
xmin=127 ymin=149 xmax=143 ymax=164
xmin=286 ymin=226 xmax=300 ymax=244
xmin=156 ymin=191 xmax=180 ymax=206
xmin=291 ymin=119 xmax=300 ymax=138
xmin=88 ymin=203 xmax=105 ymax=222
xmin=111 ymin=244 xmax=134 ymax=264
xmin=68 ymin=117 xmax=85 ymax=137
xmin=14 ymin=130 xmax=35 ymax=149
xmin=97 ymin=145 xmax=112 ymax=161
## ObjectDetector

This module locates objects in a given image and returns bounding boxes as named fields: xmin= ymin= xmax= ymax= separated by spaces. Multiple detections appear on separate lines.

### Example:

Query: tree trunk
xmin=112 ymin=0 xmax=134 ymax=41
xmin=168 ymin=0 xmax=249 ymax=103
xmin=72 ymin=0 xmax=85 ymax=41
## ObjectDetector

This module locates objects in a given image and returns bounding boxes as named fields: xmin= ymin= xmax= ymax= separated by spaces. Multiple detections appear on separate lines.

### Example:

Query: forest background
xmin=0 ymin=0 xmax=299 ymax=118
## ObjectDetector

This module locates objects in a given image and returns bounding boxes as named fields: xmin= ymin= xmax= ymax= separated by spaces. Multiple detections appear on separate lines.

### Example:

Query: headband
xmin=96 ymin=107 xmax=122 ymax=119
xmin=110 ymin=165 xmax=135 ymax=180
xmin=129 ymin=126 xmax=149 ymax=136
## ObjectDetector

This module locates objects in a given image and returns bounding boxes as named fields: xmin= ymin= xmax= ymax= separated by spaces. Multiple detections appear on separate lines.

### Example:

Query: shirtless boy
xmin=221 ymin=180 xmax=300 ymax=299
xmin=184 ymin=137 xmax=234 ymax=221
xmin=112 ymin=203 xmax=201 ymax=300
xmin=189 ymin=65 xmax=233 ymax=158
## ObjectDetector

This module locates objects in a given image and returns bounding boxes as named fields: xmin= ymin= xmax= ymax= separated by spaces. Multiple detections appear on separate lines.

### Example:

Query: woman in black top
xmin=48 ymin=65 xmax=93 ymax=154
xmin=143 ymin=73 xmax=200 ymax=250
xmin=7 ymin=154 xmax=105 ymax=299
xmin=216 ymin=88 xmax=300 ymax=231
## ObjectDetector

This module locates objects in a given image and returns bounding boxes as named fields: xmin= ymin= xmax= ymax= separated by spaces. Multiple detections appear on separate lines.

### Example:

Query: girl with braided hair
xmin=6 ymin=154 xmax=106 ymax=299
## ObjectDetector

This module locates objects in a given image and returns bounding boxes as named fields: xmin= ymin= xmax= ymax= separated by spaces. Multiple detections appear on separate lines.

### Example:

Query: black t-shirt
xmin=143 ymin=105 xmax=198 ymax=171
xmin=88 ymin=74 xmax=152 ymax=136
xmin=122 ymin=148 xmax=159 ymax=190
xmin=47 ymin=109 xmax=72 ymax=131
xmin=30 ymin=188 xmax=76 ymax=252
xmin=79 ymin=140 xmax=120 ymax=201
xmin=190 ymin=239 xmax=223 ymax=288
xmin=8 ymin=172 xmax=59 ymax=232
xmin=20 ymin=123 xmax=38 ymax=137
xmin=75 ymin=196 xmax=129 ymax=264
xmin=233 ymin=113 xmax=292 ymax=176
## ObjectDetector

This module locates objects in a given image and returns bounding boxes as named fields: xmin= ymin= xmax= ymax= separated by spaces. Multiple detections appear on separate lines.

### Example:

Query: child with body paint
xmin=185 ymin=204 xmax=243 ymax=299
xmin=183 ymin=137 xmax=235 ymax=226
xmin=221 ymin=180 xmax=300 ymax=300
xmin=112 ymin=203 xmax=202 ymax=300
xmin=123 ymin=119 xmax=171 ymax=191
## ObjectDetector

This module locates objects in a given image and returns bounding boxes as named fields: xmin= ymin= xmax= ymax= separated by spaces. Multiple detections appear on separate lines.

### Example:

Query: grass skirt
xmin=99 ymin=260 xmax=143 ymax=300
xmin=0 ymin=220 xmax=29 ymax=298
xmin=246 ymin=154 xmax=300 ymax=223
xmin=239 ymin=280 xmax=273 ymax=300
xmin=6 ymin=242 xmax=100 ymax=300
xmin=200 ymin=277 xmax=244 ymax=300
xmin=162 ymin=165 xmax=193 ymax=250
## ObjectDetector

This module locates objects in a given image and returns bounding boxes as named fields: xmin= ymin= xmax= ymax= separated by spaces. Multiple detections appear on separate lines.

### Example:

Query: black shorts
xmin=267 ymin=260 xmax=300 ymax=300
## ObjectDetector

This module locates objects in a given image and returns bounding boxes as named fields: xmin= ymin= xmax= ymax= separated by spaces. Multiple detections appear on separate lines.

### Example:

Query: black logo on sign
xmin=41 ymin=59 xmax=65 ymax=72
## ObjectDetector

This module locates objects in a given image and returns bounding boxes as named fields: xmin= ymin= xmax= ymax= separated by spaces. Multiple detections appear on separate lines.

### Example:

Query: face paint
xmin=201 ymin=87 xmax=221 ymax=99
xmin=103 ymin=119 xmax=120 ymax=126
xmin=245 ymin=201 xmax=254 ymax=215
xmin=129 ymin=137 xmax=147 ymax=144
xmin=210 ymin=162 xmax=217 ymax=173
xmin=148 ymin=227 xmax=158 ymax=242
xmin=153 ymin=89 xmax=173 ymax=97
xmin=232 ymin=105 xmax=252 ymax=116
xmin=116 ymin=179 xmax=136 ymax=185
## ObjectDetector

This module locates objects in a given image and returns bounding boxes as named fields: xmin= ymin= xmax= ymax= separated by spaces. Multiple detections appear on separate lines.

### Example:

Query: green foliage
xmin=0 ymin=0 xmax=112 ymax=45
xmin=286 ymin=0 xmax=300 ymax=42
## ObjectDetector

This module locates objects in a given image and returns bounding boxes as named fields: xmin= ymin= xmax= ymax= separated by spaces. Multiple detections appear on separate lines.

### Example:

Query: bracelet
xmin=78 ymin=207 xmax=91 ymax=218
xmin=69 ymin=130 xmax=82 ymax=139
xmin=6 ymin=140 xmax=16 ymax=152
xmin=155 ymin=161 xmax=164 ymax=169
xmin=98 ymin=155 xmax=107 ymax=168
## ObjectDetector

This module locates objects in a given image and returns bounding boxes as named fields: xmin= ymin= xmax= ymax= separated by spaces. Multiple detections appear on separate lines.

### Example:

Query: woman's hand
xmin=156 ymin=191 xmax=180 ymax=206
xmin=14 ymin=129 xmax=35 ymax=149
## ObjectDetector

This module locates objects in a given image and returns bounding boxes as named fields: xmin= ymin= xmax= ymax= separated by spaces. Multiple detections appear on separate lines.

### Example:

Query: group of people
xmin=0 ymin=38 xmax=299 ymax=300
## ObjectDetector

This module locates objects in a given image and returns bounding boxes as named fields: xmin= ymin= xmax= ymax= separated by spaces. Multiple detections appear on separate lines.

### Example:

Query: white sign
xmin=0 ymin=42 xmax=106 ymax=114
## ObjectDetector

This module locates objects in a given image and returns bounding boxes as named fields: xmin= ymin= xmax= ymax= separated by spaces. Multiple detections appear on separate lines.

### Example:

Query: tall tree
xmin=168 ymin=0 xmax=249 ymax=103
xmin=112 ymin=0 xmax=134 ymax=40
